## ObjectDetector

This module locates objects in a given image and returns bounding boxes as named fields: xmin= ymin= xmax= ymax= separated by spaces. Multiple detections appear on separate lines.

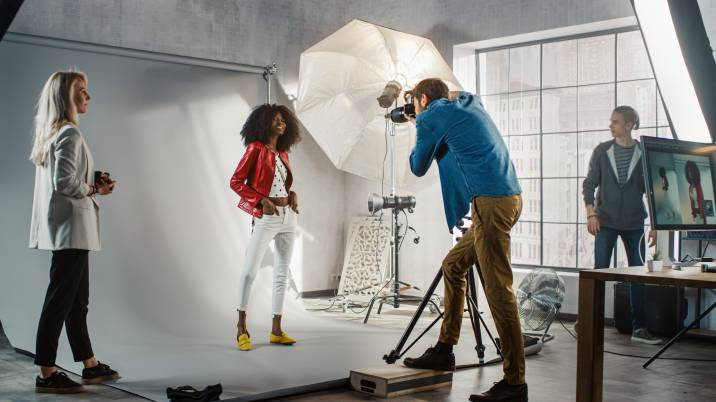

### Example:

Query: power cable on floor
xmin=557 ymin=318 xmax=716 ymax=363
xmin=304 ymin=298 xmax=339 ymax=312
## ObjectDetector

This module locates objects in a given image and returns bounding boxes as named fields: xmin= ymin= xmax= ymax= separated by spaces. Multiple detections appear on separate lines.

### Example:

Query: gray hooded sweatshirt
xmin=582 ymin=139 xmax=648 ymax=230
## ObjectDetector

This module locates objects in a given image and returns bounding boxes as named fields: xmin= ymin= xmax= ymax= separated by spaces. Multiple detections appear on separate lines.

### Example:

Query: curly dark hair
xmin=240 ymin=104 xmax=301 ymax=152
xmin=685 ymin=160 xmax=701 ymax=186
xmin=659 ymin=167 xmax=669 ymax=191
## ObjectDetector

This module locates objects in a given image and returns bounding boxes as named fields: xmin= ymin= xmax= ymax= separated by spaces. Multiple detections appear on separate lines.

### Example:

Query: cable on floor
xmin=556 ymin=318 xmax=716 ymax=362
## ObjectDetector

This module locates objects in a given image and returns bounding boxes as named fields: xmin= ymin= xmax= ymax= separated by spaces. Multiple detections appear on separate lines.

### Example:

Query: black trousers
xmin=35 ymin=249 xmax=94 ymax=366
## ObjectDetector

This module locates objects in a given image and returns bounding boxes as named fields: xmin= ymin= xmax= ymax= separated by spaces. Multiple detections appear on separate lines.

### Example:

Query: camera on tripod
xmin=386 ymin=93 xmax=416 ymax=124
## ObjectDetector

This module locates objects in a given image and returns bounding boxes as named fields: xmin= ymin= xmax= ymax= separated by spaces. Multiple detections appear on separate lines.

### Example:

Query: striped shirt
xmin=613 ymin=142 xmax=635 ymax=185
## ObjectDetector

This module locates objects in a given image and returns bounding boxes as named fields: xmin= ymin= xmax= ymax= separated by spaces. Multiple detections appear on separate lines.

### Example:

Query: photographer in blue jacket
xmin=403 ymin=78 xmax=526 ymax=402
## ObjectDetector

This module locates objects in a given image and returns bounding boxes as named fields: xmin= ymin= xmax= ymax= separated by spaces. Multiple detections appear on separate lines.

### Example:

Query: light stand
xmin=263 ymin=63 xmax=277 ymax=103
xmin=363 ymin=114 xmax=440 ymax=323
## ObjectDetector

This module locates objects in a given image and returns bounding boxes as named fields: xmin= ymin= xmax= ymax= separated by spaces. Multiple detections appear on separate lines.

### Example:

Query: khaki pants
xmin=438 ymin=195 xmax=525 ymax=385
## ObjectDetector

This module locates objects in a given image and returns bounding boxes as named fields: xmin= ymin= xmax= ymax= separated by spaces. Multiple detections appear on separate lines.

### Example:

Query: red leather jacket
xmin=230 ymin=141 xmax=293 ymax=218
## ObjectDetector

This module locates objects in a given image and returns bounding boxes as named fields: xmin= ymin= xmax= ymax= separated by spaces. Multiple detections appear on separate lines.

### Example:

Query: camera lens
xmin=388 ymin=106 xmax=409 ymax=123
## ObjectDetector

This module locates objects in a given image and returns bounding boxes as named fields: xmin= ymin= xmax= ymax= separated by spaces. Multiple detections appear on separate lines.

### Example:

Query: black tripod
xmin=643 ymin=299 xmax=716 ymax=368
xmin=383 ymin=261 xmax=503 ymax=367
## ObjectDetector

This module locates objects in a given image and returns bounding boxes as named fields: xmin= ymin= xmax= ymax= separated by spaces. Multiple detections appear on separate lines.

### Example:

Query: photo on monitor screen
xmin=641 ymin=136 xmax=716 ymax=230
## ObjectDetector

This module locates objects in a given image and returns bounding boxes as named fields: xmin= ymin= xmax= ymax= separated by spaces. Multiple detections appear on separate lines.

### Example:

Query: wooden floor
xmin=1 ymin=300 xmax=715 ymax=402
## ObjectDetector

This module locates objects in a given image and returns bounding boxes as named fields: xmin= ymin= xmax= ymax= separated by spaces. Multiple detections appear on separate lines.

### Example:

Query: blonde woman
xmin=29 ymin=71 xmax=119 ymax=393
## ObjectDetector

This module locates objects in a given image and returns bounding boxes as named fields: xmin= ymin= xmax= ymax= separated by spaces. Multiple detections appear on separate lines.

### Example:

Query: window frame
xmin=476 ymin=26 xmax=671 ymax=270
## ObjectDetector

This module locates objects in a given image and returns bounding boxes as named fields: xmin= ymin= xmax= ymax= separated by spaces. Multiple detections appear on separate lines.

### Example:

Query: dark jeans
xmin=594 ymin=227 xmax=646 ymax=329
xmin=35 ymin=249 xmax=94 ymax=366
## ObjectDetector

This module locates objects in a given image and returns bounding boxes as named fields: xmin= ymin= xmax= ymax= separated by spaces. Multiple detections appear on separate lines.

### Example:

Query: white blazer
xmin=29 ymin=125 xmax=100 ymax=251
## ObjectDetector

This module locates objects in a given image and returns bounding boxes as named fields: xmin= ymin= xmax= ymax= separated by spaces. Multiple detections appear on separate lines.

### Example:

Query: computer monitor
xmin=641 ymin=135 xmax=716 ymax=230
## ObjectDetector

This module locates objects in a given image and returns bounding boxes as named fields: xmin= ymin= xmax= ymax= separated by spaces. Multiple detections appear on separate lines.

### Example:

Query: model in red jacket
xmin=230 ymin=104 xmax=301 ymax=351
xmin=230 ymin=141 xmax=293 ymax=218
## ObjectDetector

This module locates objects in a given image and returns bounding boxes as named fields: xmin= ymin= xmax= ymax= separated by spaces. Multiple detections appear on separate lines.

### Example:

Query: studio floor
xmin=1 ymin=297 xmax=716 ymax=402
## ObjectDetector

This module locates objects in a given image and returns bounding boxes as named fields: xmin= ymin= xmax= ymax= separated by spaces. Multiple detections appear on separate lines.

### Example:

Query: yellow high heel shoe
xmin=236 ymin=333 xmax=251 ymax=351
xmin=269 ymin=331 xmax=296 ymax=345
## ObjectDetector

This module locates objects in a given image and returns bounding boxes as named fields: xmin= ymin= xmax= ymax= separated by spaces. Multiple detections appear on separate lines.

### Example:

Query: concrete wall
xmin=9 ymin=0 xmax=635 ymax=97
xmin=7 ymin=0 xmax=636 ymax=294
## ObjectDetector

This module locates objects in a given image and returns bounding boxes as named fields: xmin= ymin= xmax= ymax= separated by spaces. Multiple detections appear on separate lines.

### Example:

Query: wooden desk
xmin=576 ymin=267 xmax=716 ymax=402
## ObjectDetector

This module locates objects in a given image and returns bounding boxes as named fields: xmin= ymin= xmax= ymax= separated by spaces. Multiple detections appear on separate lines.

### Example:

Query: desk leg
xmin=576 ymin=277 xmax=604 ymax=402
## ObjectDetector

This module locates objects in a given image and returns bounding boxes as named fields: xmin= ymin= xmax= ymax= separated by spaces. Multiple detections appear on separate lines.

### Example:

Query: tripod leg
xmin=465 ymin=295 xmax=504 ymax=359
xmin=467 ymin=268 xmax=486 ymax=362
xmin=383 ymin=268 xmax=443 ymax=364
xmin=466 ymin=294 xmax=485 ymax=363
xmin=402 ymin=313 xmax=445 ymax=356
xmin=474 ymin=262 xmax=488 ymax=293
xmin=471 ymin=263 xmax=505 ymax=357
xmin=643 ymin=300 xmax=716 ymax=368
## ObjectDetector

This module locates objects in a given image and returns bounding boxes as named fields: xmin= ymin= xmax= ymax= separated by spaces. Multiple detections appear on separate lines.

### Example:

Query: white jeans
xmin=238 ymin=206 xmax=296 ymax=315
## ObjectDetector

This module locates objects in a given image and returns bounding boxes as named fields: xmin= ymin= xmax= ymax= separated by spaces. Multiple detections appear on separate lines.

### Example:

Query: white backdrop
xmin=0 ymin=36 xmax=346 ymax=355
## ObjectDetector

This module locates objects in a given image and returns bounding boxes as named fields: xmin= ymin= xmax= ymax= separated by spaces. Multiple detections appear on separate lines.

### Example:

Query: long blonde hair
xmin=29 ymin=71 xmax=87 ymax=166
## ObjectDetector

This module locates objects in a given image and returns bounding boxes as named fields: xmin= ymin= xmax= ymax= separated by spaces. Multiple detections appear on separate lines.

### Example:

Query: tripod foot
xmin=383 ymin=351 xmax=400 ymax=364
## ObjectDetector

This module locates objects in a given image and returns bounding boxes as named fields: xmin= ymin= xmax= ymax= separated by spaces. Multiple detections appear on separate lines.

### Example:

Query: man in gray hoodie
xmin=582 ymin=105 xmax=662 ymax=345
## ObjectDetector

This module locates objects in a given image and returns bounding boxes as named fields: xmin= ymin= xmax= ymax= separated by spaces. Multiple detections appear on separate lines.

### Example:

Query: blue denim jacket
xmin=409 ymin=92 xmax=521 ymax=231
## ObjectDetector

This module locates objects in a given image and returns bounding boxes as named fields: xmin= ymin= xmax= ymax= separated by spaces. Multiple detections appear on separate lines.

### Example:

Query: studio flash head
xmin=377 ymin=80 xmax=403 ymax=108
xmin=368 ymin=192 xmax=416 ymax=214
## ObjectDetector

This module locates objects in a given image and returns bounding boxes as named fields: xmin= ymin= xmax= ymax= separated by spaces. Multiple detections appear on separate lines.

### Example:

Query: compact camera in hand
xmin=94 ymin=171 xmax=112 ymax=185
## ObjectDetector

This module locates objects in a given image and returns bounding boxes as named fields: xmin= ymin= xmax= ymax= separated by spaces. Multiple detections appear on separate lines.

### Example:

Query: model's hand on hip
xmin=261 ymin=198 xmax=278 ymax=216
xmin=289 ymin=191 xmax=299 ymax=214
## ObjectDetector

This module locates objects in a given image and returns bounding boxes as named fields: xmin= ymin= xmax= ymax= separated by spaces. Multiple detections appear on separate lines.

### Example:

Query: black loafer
xmin=82 ymin=361 xmax=120 ymax=384
xmin=469 ymin=379 xmax=528 ymax=402
xmin=403 ymin=346 xmax=455 ymax=371
xmin=36 ymin=371 xmax=84 ymax=394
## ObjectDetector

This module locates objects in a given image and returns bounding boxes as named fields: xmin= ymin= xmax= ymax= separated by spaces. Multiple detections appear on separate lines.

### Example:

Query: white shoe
xmin=631 ymin=328 xmax=664 ymax=345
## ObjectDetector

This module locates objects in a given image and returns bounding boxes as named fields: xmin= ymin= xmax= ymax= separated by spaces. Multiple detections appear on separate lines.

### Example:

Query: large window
xmin=478 ymin=29 xmax=671 ymax=269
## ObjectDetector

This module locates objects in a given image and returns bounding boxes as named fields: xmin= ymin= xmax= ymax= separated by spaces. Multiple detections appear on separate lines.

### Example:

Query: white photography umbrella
xmin=296 ymin=19 xmax=462 ymax=189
